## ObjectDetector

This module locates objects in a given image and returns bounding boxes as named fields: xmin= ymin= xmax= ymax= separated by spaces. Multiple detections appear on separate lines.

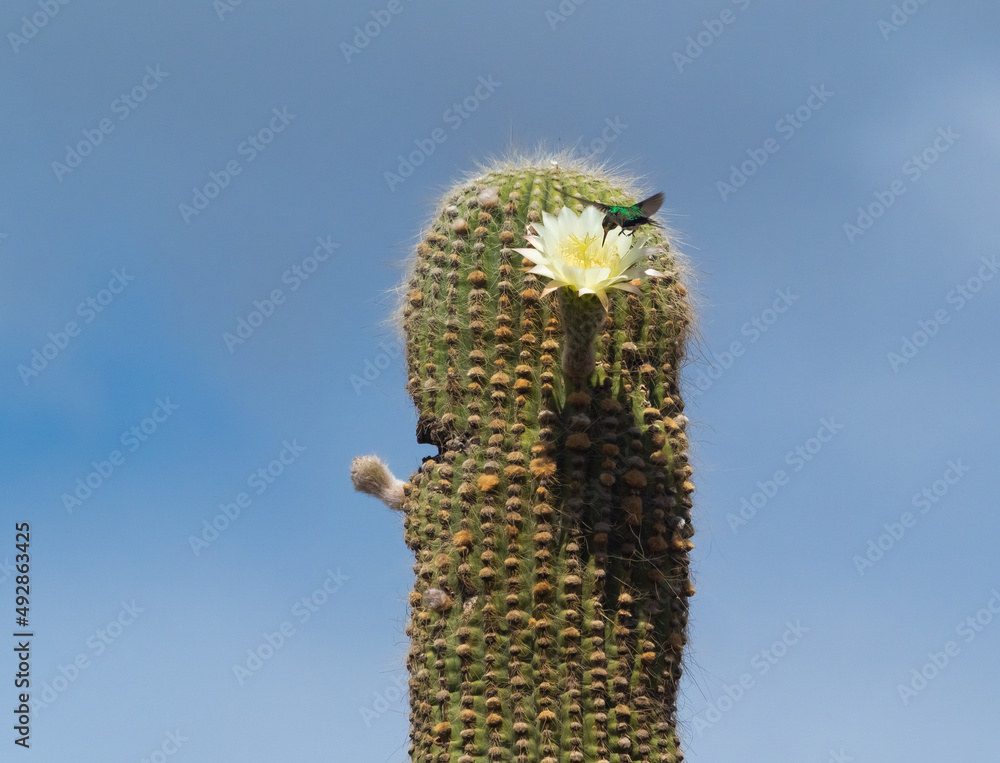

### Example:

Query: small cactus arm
xmin=351 ymin=157 xmax=696 ymax=763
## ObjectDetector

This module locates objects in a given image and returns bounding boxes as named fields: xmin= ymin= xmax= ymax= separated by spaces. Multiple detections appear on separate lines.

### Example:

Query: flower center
xmin=560 ymin=233 xmax=617 ymax=269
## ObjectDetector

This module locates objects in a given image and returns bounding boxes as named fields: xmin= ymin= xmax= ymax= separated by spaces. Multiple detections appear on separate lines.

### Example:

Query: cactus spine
xmin=360 ymin=158 xmax=695 ymax=763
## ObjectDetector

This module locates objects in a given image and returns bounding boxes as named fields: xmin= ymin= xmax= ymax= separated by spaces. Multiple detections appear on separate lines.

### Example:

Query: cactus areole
xmin=360 ymin=159 xmax=695 ymax=763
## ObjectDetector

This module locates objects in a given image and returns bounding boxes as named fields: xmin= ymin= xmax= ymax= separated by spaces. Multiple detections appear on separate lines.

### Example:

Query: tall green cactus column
xmin=353 ymin=158 xmax=696 ymax=763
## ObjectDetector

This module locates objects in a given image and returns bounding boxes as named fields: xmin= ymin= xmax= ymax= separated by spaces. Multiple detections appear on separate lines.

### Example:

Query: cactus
xmin=353 ymin=156 xmax=695 ymax=763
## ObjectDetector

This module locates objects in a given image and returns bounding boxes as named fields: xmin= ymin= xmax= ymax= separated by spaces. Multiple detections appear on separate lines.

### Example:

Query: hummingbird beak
xmin=602 ymin=228 xmax=609 ymax=245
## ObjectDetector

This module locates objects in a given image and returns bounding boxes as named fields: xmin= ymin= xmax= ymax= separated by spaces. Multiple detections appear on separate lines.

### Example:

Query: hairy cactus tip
xmin=374 ymin=153 xmax=694 ymax=763
xmin=350 ymin=455 xmax=405 ymax=511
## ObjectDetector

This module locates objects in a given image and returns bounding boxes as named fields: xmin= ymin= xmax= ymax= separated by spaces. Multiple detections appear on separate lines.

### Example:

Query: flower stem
xmin=557 ymin=289 xmax=607 ymax=384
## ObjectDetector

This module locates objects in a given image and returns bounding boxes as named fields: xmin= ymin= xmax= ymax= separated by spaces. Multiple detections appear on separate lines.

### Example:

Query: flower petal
xmin=518 ymin=250 xmax=552 ymax=267
xmin=609 ymin=282 xmax=643 ymax=296
xmin=527 ymin=264 xmax=558 ymax=279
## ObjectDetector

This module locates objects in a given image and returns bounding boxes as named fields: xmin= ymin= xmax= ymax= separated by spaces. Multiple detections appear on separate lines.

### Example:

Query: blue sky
xmin=2 ymin=1 xmax=998 ymax=761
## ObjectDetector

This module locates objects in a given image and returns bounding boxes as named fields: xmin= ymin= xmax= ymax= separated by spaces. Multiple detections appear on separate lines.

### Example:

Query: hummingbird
xmin=562 ymin=191 xmax=665 ymax=244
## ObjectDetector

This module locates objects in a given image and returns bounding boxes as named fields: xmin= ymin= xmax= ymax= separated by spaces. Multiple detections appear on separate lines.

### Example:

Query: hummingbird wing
xmin=562 ymin=192 xmax=611 ymax=212
xmin=637 ymin=193 xmax=665 ymax=217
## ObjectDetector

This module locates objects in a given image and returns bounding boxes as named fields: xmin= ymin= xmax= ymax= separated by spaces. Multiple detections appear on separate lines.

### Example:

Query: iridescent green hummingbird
xmin=563 ymin=192 xmax=665 ymax=244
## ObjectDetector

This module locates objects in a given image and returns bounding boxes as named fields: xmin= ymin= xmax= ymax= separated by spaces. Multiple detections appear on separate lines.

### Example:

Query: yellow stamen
xmin=561 ymin=233 xmax=617 ymax=269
